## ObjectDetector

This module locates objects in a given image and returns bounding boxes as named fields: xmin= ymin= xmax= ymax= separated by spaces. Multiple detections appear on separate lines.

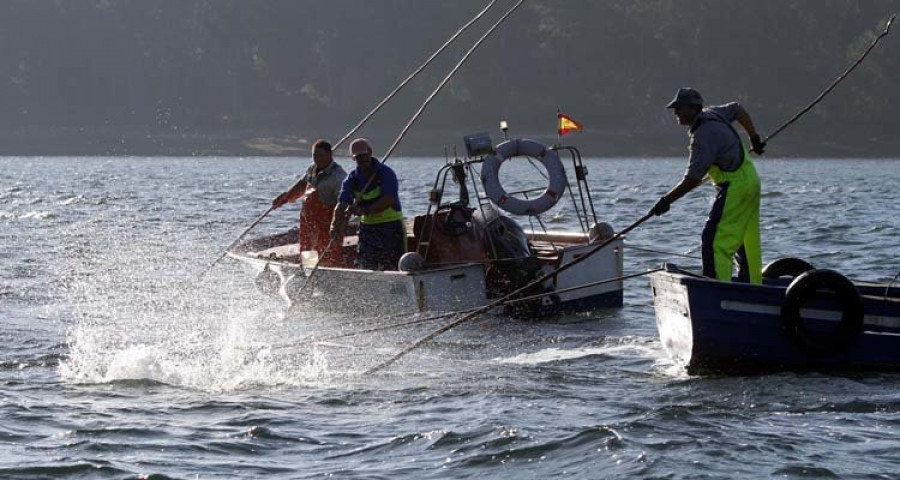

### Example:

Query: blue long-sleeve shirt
xmin=338 ymin=158 xmax=402 ymax=213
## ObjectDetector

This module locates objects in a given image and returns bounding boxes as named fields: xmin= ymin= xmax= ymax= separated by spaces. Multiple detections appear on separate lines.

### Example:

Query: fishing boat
xmin=229 ymin=135 xmax=625 ymax=318
xmin=650 ymin=260 xmax=900 ymax=374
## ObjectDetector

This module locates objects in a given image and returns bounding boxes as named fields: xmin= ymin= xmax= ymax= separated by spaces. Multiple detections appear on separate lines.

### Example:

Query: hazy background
xmin=0 ymin=0 xmax=897 ymax=157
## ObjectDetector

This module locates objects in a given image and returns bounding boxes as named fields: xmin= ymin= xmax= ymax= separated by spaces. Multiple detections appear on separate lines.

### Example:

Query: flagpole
xmin=556 ymin=107 xmax=561 ymax=147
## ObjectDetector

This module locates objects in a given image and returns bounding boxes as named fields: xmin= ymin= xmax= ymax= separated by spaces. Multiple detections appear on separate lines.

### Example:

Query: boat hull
xmin=229 ymin=230 xmax=624 ymax=318
xmin=650 ymin=268 xmax=900 ymax=373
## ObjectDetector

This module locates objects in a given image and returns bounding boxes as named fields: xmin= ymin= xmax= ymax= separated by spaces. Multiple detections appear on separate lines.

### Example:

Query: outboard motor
xmin=472 ymin=207 xmax=547 ymax=309
xmin=476 ymin=214 xmax=531 ymax=260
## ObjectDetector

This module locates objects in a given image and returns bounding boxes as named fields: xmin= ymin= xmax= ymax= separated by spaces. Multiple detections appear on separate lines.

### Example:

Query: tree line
xmin=0 ymin=1 xmax=896 ymax=155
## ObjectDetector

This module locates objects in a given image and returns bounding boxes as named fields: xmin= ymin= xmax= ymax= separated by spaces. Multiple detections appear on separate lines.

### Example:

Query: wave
xmin=17 ymin=210 xmax=58 ymax=220
xmin=494 ymin=336 xmax=660 ymax=365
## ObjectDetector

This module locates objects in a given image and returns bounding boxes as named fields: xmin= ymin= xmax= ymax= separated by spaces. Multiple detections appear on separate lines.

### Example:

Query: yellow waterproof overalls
xmin=703 ymin=146 xmax=762 ymax=284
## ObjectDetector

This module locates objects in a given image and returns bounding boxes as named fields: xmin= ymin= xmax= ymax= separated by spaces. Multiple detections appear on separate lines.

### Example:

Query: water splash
xmin=54 ymin=215 xmax=336 ymax=392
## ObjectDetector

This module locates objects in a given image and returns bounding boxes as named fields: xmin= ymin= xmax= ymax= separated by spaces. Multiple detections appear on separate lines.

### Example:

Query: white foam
xmin=495 ymin=342 xmax=659 ymax=365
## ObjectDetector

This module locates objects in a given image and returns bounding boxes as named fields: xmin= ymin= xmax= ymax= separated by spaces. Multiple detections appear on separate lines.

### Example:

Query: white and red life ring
xmin=480 ymin=139 xmax=567 ymax=216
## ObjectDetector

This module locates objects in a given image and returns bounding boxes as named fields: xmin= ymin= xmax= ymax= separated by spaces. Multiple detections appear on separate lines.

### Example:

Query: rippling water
xmin=2 ymin=156 xmax=899 ymax=479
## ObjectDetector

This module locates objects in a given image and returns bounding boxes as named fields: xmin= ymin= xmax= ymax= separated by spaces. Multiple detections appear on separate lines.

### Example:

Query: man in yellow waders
xmin=650 ymin=88 xmax=766 ymax=283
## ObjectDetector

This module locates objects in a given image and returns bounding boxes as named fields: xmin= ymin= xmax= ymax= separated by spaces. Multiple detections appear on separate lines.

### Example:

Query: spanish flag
xmin=557 ymin=112 xmax=583 ymax=136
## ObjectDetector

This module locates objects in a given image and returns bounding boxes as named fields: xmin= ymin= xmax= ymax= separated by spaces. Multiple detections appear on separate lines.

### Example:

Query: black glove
xmin=750 ymin=134 xmax=766 ymax=155
xmin=650 ymin=197 xmax=670 ymax=216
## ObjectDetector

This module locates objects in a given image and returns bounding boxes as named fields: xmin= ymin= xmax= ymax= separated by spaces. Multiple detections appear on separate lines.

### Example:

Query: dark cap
xmin=666 ymin=88 xmax=704 ymax=108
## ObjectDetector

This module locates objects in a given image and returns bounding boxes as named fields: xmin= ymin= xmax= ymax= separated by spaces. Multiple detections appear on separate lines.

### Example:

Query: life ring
xmin=480 ymin=138 xmax=567 ymax=216
xmin=781 ymin=269 xmax=864 ymax=355
xmin=762 ymin=257 xmax=814 ymax=280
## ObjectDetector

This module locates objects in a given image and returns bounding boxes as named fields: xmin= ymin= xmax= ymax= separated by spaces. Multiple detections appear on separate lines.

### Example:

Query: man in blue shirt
xmin=650 ymin=88 xmax=766 ymax=283
xmin=330 ymin=138 xmax=405 ymax=271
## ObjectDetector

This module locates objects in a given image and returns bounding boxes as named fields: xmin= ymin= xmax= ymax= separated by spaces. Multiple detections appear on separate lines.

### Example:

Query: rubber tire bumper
xmin=763 ymin=257 xmax=814 ymax=280
xmin=781 ymin=269 xmax=864 ymax=355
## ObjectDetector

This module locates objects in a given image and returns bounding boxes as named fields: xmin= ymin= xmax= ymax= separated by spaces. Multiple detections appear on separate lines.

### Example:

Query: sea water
xmin=1 ymin=156 xmax=898 ymax=478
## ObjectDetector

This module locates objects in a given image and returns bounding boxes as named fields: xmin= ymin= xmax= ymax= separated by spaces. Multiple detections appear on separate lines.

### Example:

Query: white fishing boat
xmin=229 ymin=135 xmax=625 ymax=318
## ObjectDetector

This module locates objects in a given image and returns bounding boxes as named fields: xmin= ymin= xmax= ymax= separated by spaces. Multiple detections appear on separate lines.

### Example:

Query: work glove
xmin=649 ymin=197 xmax=670 ymax=217
xmin=750 ymin=134 xmax=766 ymax=155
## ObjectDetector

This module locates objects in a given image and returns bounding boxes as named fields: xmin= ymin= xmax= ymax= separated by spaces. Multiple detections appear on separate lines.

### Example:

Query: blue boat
xmin=649 ymin=262 xmax=900 ymax=374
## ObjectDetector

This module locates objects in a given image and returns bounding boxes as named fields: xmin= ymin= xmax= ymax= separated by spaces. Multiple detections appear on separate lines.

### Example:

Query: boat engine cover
xmin=473 ymin=210 xmax=531 ymax=260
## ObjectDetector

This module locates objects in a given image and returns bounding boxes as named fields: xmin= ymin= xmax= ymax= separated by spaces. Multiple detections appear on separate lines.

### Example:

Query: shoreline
xmin=1 ymin=128 xmax=897 ymax=158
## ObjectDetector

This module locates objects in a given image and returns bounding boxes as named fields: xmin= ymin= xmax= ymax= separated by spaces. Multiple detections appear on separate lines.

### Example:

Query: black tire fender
xmin=763 ymin=257 xmax=814 ymax=280
xmin=781 ymin=269 xmax=864 ymax=355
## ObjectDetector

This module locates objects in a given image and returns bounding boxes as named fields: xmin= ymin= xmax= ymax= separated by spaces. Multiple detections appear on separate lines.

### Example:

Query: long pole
xmin=381 ymin=0 xmax=527 ymax=163
xmin=202 ymin=0 xmax=500 ymax=274
xmin=765 ymin=14 xmax=895 ymax=144
xmin=363 ymin=13 xmax=898 ymax=375
xmin=333 ymin=0 xmax=500 ymax=151
xmin=197 ymin=206 xmax=274 ymax=280
xmin=301 ymin=0 xmax=527 ymax=287
xmin=365 ymin=212 xmax=653 ymax=375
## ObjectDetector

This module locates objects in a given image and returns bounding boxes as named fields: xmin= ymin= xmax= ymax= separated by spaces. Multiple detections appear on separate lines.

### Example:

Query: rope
xmin=526 ymin=156 xmax=550 ymax=180
xmin=885 ymin=270 xmax=900 ymax=301
xmin=326 ymin=0 xmax=525 ymax=259
xmin=197 ymin=205 xmax=274 ymax=280
xmin=283 ymin=268 xmax=662 ymax=347
xmin=208 ymin=1 xmax=502 ymax=274
xmin=364 ymin=212 xmax=653 ymax=374
xmin=765 ymin=14 xmax=895 ymax=144
xmin=625 ymin=243 xmax=700 ymax=260
xmin=502 ymin=268 xmax=663 ymax=306
xmin=289 ymin=237 xmax=337 ymax=295
xmin=380 ymin=0 xmax=527 ymax=163
xmin=303 ymin=312 xmax=459 ymax=344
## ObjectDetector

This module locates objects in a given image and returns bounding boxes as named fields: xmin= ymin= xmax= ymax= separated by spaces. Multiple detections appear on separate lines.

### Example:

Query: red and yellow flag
xmin=557 ymin=112 xmax=583 ymax=135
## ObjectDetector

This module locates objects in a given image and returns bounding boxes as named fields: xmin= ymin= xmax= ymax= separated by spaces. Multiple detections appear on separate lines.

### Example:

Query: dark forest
xmin=0 ymin=1 xmax=896 ymax=156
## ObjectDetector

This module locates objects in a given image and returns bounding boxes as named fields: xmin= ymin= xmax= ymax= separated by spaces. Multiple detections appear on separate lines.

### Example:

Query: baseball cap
xmin=349 ymin=138 xmax=372 ymax=156
xmin=666 ymin=88 xmax=704 ymax=108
